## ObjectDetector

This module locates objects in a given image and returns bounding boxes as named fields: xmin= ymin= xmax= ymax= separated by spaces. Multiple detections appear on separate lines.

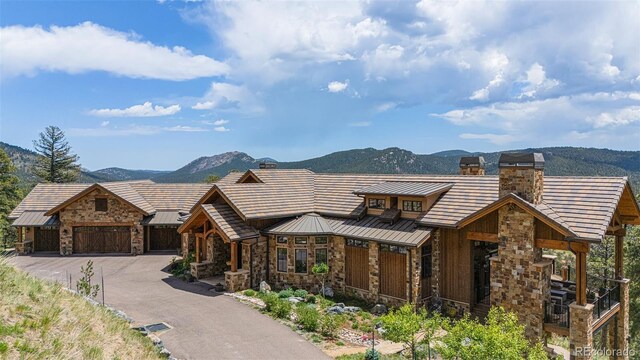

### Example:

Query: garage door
xmin=34 ymin=228 xmax=60 ymax=252
xmin=73 ymin=226 xmax=131 ymax=254
xmin=150 ymin=227 xmax=181 ymax=251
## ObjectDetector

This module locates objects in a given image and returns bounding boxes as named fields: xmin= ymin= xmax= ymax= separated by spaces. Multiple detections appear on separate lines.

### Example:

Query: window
xmin=380 ymin=244 xmax=407 ymax=254
xmin=315 ymin=236 xmax=328 ymax=245
xmin=277 ymin=236 xmax=288 ymax=244
xmin=421 ymin=244 xmax=432 ymax=279
xmin=368 ymin=198 xmax=386 ymax=209
xmin=95 ymin=198 xmax=108 ymax=212
xmin=315 ymin=248 xmax=328 ymax=265
xmin=277 ymin=248 xmax=288 ymax=272
xmin=294 ymin=236 xmax=308 ymax=245
xmin=402 ymin=200 xmax=422 ymax=212
xmin=346 ymin=239 xmax=368 ymax=248
xmin=295 ymin=249 xmax=308 ymax=273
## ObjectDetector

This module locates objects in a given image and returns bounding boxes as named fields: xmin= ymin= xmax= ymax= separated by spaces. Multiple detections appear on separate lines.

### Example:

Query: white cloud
xmin=518 ymin=63 xmax=560 ymax=98
xmin=192 ymin=82 xmax=261 ymax=112
xmin=89 ymin=102 xmax=181 ymax=117
xmin=469 ymin=73 xmax=505 ymax=101
xmin=0 ymin=22 xmax=229 ymax=80
xmin=214 ymin=119 xmax=229 ymax=125
xmin=100 ymin=121 xmax=110 ymax=127
xmin=375 ymin=102 xmax=397 ymax=112
xmin=327 ymin=80 xmax=349 ymax=93
xmin=164 ymin=125 xmax=207 ymax=132
xmin=587 ymin=106 xmax=640 ymax=128
xmin=214 ymin=126 xmax=230 ymax=132
xmin=348 ymin=121 xmax=371 ymax=127
xmin=459 ymin=133 xmax=518 ymax=145
xmin=69 ymin=124 xmax=207 ymax=137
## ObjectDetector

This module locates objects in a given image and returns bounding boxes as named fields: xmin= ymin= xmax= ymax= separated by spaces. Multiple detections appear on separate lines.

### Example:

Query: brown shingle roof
xmin=201 ymin=203 xmax=259 ymax=241
xmin=9 ymin=183 xmax=90 ymax=219
xmin=353 ymin=181 xmax=453 ymax=197
xmin=129 ymin=183 xmax=211 ymax=211
xmin=100 ymin=182 xmax=156 ymax=215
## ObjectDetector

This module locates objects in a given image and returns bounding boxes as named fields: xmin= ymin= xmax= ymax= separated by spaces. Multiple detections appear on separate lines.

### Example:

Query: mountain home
xmin=10 ymin=153 xmax=639 ymax=359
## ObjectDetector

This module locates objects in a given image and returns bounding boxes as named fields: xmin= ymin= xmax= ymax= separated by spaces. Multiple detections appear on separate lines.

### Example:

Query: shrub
xmin=306 ymin=295 xmax=317 ymax=304
xmin=293 ymin=289 xmax=308 ymax=298
xmin=263 ymin=293 xmax=279 ymax=312
xmin=364 ymin=348 xmax=380 ymax=360
xmin=320 ymin=313 xmax=346 ymax=338
xmin=170 ymin=252 xmax=194 ymax=277
xmin=243 ymin=289 xmax=256 ymax=297
xmin=278 ymin=288 xmax=294 ymax=299
xmin=273 ymin=299 xmax=292 ymax=319
xmin=295 ymin=305 xmax=320 ymax=332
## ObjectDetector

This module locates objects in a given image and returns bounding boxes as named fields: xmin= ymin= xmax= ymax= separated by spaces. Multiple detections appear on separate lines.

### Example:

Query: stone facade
xmin=498 ymin=167 xmax=544 ymax=204
xmin=211 ymin=235 xmax=230 ymax=275
xmin=368 ymin=242 xmax=380 ymax=300
xmin=181 ymin=232 xmax=195 ymax=256
xmin=58 ymin=188 xmax=144 ymax=255
xmin=409 ymin=247 xmax=422 ymax=304
xmin=268 ymin=235 xmax=330 ymax=292
xmin=609 ymin=279 xmax=630 ymax=360
xmin=330 ymin=236 xmax=346 ymax=292
xmin=225 ymin=269 xmax=250 ymax=292
xmin=491 ymin=205 xmax=551 ymax=340
xmin=569 ymin=303 xmax=594 ymax=360
xmin=441 ymin=299 xmax=471 ymax=318
xmin=459 ymin=167 xmax=485 ymax=176
xmin=431 ymin=229 xmax=441 ymax=299
xmin=243 ymin=237 xmax=268 ymax=289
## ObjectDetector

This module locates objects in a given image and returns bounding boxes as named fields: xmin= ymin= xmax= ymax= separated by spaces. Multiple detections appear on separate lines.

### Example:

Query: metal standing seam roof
xmin=201 ymin=203 xmax=259 ymax=241
xmin=141 ymin=211 xmax=182 ymax=226
xmin=11 ymin=211 xmax=60 ymax=227
xmin=353 ymin=181 xmax=453 ymax=197
xmin=265 ymin=214 xmax=432 ymax=247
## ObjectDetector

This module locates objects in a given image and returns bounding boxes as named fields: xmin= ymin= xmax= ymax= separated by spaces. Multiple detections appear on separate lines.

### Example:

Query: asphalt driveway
xmin=9 ymin=254 xmax=329 ymax=360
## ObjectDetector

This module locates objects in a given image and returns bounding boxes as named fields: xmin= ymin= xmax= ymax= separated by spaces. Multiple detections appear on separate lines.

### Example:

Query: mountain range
xmin=2 ymin=141 xmax=638 ymax=191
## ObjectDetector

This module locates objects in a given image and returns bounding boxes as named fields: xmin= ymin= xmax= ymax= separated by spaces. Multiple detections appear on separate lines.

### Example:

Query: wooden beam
xmin=619 ymin=215 xmax=640 ymax=224
xmin=576 ymin=251 xmax=587 ymax=306
xmin=230 ymin=242 xmax=238 ymax=272
xmin=466 ymin=231 xmax=498 ymax=243
xmin=543 ymin=323 xmax=570 ymax=337
xmin=535 ymin=238 xmax=589 ymax=253
xmin=615 ymin=234 xmax=624 ymax=279
xmin=195 ymin=234 xmax=201 ymax=263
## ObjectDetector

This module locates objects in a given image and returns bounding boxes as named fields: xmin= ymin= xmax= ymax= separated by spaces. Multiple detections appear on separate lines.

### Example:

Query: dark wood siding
xmin=380 ymin=250 xmax=406 ymax=299
xmin=150 ymin=227 xmax=181 ymax=250
xmin=439 ymin=228 xmax=472 ymax=304
xmin=34 ymin=228 xmax=59 ymax=252
xmin=345 ymin=245 xmax=369 ymax=290
xmin=73 ymin=226 xmax=131 ymax=254
xmin=535 ymin=220 xmax=565 ymax=240
xmin=464 ymin=210 xmax=498 ymax=233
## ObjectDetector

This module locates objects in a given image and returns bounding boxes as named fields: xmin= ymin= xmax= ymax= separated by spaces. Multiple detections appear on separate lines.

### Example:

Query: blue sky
xmin=1 ymin=1 xmax=638 ymax=170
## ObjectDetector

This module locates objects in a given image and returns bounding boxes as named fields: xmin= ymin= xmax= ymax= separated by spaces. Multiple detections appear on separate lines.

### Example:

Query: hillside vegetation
xmin=0 ymin=257 xmax=160 ymax=359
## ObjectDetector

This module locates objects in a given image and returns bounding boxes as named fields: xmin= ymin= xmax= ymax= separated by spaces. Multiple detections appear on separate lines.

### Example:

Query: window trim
xmin=276 ymin=236 xmax=289 ymax=244
xmin=346 ymin=238 xmax=369 ymax=248
xmin=421 ymin=244 xmax=432 ymax=279
xmin=95 ymin=198 xmax=108 ymax=212
xmin=295 ymin=248 xmax=308 ymax=274
xmin=314 ymin=236 xmax=328 ymax=245
xmin=380 ymin=243 xmax=407 ymax=254
xmin=294 ymin=236 xmax=308 ymax=245
xmin=402 ymin=200 xmax=423 ymax=212
xmin=315 ymin=248 xmax=328 ymax=266
xmin=368 ymin=198 xmax=386 ymax=209
xmin=276 ymin=247 xmax=288 ymax=273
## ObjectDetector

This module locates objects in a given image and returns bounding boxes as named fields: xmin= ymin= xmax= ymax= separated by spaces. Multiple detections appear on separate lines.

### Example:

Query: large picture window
xmin=421 ymin=244 xmax=432 ymax=279
xmin=277 ymin=248 xmax=288 ymax=272
xmin=315 ymin=248 xmax=328 ymax=265
xmin=295 ymin=249 xmax=308 ymax=273
xmin=402 ymin=200 xmax=422 ymax=212
xmin=368 ymin=198 xmax=386 ymax=209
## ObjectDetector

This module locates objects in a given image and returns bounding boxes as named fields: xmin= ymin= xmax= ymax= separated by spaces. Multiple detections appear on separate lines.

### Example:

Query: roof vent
xmin=498 ymin=153 xmax=544 ymax=169
xmin=259 ymin=162 xmax=277 ymax=169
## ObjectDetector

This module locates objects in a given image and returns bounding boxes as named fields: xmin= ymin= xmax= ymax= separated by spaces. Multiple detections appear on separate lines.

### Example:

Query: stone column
xmin=131 ymin=224 xmax=144 ymax=255
xmin=609 ymin=279 xmax=630 ymax=360
xmin=368 ymin=242 xmax=379 ymax=301
xmin=431 ymin=229 xmax=440 ymax=299
xmin=410 ymin=247 xmax=421 ymax=305
xmin=569 ymin=302 xmax=594 ymax=360
xmin=60 ymin=225 xmax=73 ymax=255
xmin=330 ymin=237 xmax=346 ymax=292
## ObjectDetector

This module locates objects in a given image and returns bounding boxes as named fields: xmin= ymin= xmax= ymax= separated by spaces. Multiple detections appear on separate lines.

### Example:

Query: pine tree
xmin=0 ymin=149 xmax=22 ymax=245
xmin=32 ymin=126 xmax=81 ymax=183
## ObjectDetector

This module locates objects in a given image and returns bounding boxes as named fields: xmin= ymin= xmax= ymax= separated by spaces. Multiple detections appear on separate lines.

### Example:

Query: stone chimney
xmin=498 ymin=152 xmax=544 ymax=204
xmin=459 ymin=156 xmax=485 ymax=175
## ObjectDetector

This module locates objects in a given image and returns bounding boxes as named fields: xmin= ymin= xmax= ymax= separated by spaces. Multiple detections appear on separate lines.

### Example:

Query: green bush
xmin=170 ymin=253 xmax=194 ymax=277
xmin=293 ymin=289 xmax=308 ymax=298
xmin=295 ymin=304 xmax=320 ymax=332
xmin=278 ymin=288 xmax=294 ymax=299
xmin=320 ymin=313 xmax=346 ymax=338
xmin=306 ymin=295 xmax=317 ymax=304
xmin=243 ymin=289 xmax=256 ymax=297
xmin=364 ymin=348 xmax=380 ymax=360
xmin=263 ymin=293 xmax=279 ymax=312
xmin=273 ymin=299 xmax=292 ymax=319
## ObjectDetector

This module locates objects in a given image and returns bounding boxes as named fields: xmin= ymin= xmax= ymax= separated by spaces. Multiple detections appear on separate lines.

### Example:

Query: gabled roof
xmin=201 ymin=203 xmax=259 ymax=241
xmin=129 ymin=183 xmax=211 ymax=211
xmin=9 ymin=183 xmax=90 ymax=219
xmin=44 ymin=183 xmax=155 ymax=216
xmin=11 ymin=211 xmax=60 ymax=227
xmin=353 ymin=181 xmax=453 ymax=197
xmin=266 ymin=213 xmax=333 ymax=235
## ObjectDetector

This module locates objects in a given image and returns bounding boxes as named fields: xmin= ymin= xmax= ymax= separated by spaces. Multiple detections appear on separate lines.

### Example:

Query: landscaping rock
xmin=371 ymin=303 xmax=388 ymax=315
xmin=344 ymin=306 xmax=361 ymax=313
xmin=287 ymin=297 xmax=304 ymax=304
xmin=259 ymin=281 xmax=272 ymax=293
xmin=334 ymin=303 xmax=345 ymax=308
xmin=326 ymin=306 xmax=345 ymax=315
xmin=323 ymin=286 xmax=334 ymax=297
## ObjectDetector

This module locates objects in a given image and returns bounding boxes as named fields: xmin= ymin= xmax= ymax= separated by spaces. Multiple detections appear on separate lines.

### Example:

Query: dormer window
xmin=368 ymin=198 xmax=386 ymax=209
xmin=95 ymin=198 xmax=108 ymax=212
xmin=402 ymin=200 xmax=422 ymax=212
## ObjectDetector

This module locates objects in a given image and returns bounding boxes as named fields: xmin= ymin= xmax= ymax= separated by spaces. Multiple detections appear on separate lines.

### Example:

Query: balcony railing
xmin=544 ymin=301 xmax=570 ymax=328
xmin=590 ymin=284 xmax=620 ymax=320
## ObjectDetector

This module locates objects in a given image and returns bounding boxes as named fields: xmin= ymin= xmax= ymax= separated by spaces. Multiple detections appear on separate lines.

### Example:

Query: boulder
xmin=288 ymin=297 xmax=304 ymax=304
xmin=334 ymin=302 xmax=345 ymax=308
xmin=370 ymin=303 xmax=388 ymax=315
xmin=344 ymin=306 xmax=361 ymax=313
xmin=323 ymin=286 xmax=334 ymax=297
xmin=326 ymin=306 xmax=345 ymax=315
xmin=259 ymin=281 xmax=272 ymax=293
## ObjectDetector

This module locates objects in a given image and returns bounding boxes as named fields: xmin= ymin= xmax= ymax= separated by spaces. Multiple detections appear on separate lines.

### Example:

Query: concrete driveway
xmin=9 ymin=254 xmax=329 ymax=360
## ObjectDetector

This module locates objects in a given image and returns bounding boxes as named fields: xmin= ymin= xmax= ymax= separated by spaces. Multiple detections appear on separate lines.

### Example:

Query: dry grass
xmin=0 ymin=257 xmax=161 ymax=360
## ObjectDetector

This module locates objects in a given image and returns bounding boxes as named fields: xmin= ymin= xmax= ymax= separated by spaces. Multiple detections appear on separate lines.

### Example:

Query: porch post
xmin=614 ymin=231 xmax=624 ymax=279
xmin=195 ymin=235 xmax=201 ymax=263
xmin=231 ymin=241 xmax=238 ymax=272
xmin=576 ymin=251 xmax=587 ymax=306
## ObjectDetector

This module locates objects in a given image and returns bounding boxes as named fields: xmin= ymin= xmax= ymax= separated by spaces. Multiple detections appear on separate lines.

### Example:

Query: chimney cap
xmin=259 ymin=162 xmax=277 ymax=169
xmin=499 ymin=152 xmax=545 ymax=169
xmin=459 ymin=156 xmax=485 ymax=168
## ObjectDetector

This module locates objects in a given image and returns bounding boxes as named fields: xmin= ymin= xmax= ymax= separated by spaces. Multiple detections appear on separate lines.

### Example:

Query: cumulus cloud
xmin=89 ymin=102 xmax=181 ymax=117
xmin=518 ymin=63 xmax=560 ymax=98
xmin=214 ymin=126 xmax=230 ymax=132
xmin=327 ymin=80 xmax=349 ymax=93
xmin=0 ymin=22 xmax=229 ymax=80
xmin=192 ymin=82 xmax=261 ymax=112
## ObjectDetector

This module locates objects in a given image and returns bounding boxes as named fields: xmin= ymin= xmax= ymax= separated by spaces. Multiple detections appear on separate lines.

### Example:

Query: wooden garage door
xmin=380 ymin=249 xmax=407 ymax=299
xmin=73 ymin=226 xmax=131 ymax=253
xmin=345 ymin=240 xmax=369 ymax=290
xmin=150 ymin=227 xmax=181 ymax=250
xmin=34 ymin=228 xmax=60 ymax=252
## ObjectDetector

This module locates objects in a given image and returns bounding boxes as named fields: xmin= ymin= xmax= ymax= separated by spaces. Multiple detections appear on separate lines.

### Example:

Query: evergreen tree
xmin=0 ymin=149 xmax=22 ymax=246
xmin=32 ymin=126 xmax=81 ymax=183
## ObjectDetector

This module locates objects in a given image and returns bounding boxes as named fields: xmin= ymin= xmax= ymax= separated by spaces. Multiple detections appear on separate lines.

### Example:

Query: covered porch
xmin=177 ymin=202 xmax=259 ymax=292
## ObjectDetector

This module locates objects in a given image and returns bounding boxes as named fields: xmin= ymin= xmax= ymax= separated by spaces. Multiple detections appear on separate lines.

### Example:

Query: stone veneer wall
xmin=498 ymin=167 xmax=544 ymax=204
xmin=58 ymin=188 xmax=144 ymax=255
xmin=459 ymin=167 xmax=485 ymax=176
xmin=569 ymin=303 xmax=594 ymax=360
xmin=491 ymin=205 xmax=551 ymax=340
xmin=430 ymin=229 xmax=441 ymax=299
xmin=409 ymin=247 xmax=421 ymax=304
xmin=181 ymin=233 xmax=195 ymax=256
xmin=609 ymin=279 xmax=630 ymax=360
xmin=211 ymin=235 xmax=230 ymax=275
xmin=268 ymin=235 xmax=330 ymax=292
xmin=245 ymin=237 xmax=268 ymax=289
